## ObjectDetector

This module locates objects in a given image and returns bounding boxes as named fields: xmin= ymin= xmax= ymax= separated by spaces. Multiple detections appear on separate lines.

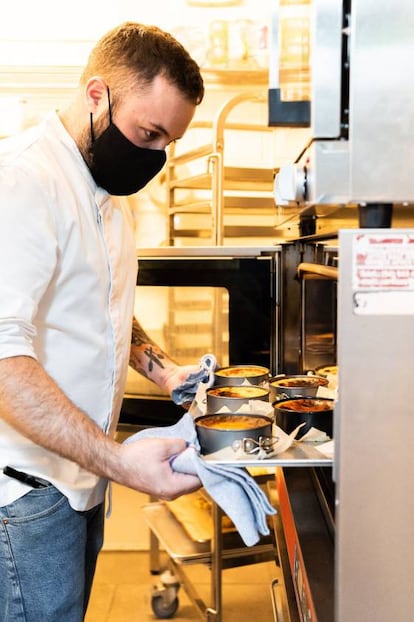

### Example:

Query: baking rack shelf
xmin=203 ymin=440 xmax=333 ymax=468
xmin=166 ymin=92 xmax=278 ymax=245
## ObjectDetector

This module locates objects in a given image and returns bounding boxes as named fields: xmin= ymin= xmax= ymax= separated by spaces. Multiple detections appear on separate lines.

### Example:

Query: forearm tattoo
xmin=131 ymin=318 xmax=152 ymax=347
xmin=130 ymin=318 xmax=166 ymax=377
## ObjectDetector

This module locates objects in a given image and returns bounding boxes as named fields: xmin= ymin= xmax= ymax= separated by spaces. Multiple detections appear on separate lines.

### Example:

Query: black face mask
xmin=88 ymin=89 xmax=166 ymax=196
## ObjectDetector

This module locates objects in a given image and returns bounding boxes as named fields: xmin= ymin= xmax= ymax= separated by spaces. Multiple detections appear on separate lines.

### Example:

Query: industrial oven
xmin=269 ymin=1 xmax=414 ymax=621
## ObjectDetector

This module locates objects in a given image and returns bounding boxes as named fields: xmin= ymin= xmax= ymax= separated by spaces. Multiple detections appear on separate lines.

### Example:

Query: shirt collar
xmin=44 ymin=112 xmax=110 ymax=201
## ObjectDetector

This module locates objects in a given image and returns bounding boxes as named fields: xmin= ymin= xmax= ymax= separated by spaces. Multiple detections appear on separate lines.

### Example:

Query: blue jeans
xmin=0 ymin=485 xmax=104 ymax=622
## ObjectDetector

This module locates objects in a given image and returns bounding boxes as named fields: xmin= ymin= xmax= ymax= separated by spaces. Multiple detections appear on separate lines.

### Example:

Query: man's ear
xmin=85 ymin=77 xmax=108 ymax=113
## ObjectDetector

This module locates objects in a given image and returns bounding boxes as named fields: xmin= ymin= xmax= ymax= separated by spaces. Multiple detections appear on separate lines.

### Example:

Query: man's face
xmin=113 ymin=74 xmax=197 ymax=150
xmin=80 ymin=74 xmax=196 ymax=164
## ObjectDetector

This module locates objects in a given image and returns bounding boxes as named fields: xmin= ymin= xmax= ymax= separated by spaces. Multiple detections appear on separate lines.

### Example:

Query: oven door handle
xmin=297 ymin=262 xmax=338 ymax=280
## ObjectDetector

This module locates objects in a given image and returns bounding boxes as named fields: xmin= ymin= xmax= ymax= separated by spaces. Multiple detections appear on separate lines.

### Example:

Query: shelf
xmin=203 ymin=440 xmax=333 ymax=467
xmin=141 ymin=501 xmax=274 ymax=564
xmin=169 ymin=166 xmax=274 ymax=192
xmin=142 ymin=502 xmax=211 ymax=563
xmin=201 ymin=68 xmax=269 ymax=87
xmin=166 ymin=92 xmax=277 ymax=245
xmin=170 ymin=196 xmax=276 ymax=217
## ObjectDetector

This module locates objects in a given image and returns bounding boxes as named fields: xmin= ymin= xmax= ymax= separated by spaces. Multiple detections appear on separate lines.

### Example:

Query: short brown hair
xmin=80 ymin=22 xmax=204 ymax=105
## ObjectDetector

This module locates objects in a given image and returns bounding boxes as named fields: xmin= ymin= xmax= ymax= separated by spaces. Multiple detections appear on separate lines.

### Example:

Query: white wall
xmin=0 ymin=0 xmax=272 ymax=67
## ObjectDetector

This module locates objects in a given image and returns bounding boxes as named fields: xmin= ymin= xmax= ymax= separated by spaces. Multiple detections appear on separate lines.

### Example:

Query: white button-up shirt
xmin=0 ymin=113 xmax=138 ymax=510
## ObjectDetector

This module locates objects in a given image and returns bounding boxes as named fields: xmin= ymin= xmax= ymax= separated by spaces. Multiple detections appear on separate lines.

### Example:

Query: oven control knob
xmin=274 ymin=164 xmax=306 ymax=205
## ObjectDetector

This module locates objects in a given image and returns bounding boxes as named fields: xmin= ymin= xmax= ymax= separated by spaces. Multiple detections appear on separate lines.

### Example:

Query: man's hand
xmin=115 ymin=436 xmax=201 ymax=499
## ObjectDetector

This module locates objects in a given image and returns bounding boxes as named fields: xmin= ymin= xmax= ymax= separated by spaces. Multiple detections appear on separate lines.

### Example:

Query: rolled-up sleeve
xmin=0 ymin=168 xmax=57 ymax=360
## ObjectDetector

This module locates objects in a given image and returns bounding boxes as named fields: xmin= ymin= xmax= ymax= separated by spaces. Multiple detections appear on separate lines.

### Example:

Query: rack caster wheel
xmin=151 ymin=593 xmax=179 ymax=619
xmin=151 ymin=570 xmax=180 ymax=619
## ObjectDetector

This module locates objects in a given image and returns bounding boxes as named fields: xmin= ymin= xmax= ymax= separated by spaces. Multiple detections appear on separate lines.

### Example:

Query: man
xmin=0 ymin=22 xmax=205 ymax=621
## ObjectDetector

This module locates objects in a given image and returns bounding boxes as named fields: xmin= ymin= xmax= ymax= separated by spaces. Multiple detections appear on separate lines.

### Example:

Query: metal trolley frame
xmin=142 ymin=447 xmax=332 ymax=622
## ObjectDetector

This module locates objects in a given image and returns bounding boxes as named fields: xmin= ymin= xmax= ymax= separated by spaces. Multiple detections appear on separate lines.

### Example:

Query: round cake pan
xmin=195 ymin=413 xmax=273 ymax=454
xmin=274 ymin=397 xmax=334 ymax=439
xmin=206 ymin=385 xmax=270 ymax=414
xmin=269 ymin=374 xmax=329 ymax=401
xmin=214 ymin=365 xmax=270 ymax=387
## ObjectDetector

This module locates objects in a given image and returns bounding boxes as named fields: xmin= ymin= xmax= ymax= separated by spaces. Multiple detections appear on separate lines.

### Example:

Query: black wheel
xmin=151 ymin=594 xmax=179 ymax=619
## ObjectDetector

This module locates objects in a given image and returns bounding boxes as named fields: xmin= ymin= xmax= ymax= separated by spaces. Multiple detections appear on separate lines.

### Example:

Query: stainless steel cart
xmin=142 ymin=445 xmax=332 ymax=622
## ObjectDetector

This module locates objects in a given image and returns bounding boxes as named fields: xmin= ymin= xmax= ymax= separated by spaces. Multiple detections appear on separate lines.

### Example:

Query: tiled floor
xmin=85 ymin=550 xmax=279 ymax=622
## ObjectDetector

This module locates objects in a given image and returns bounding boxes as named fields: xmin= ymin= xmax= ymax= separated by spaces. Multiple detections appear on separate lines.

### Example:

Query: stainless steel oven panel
xmin=274 ymin=138 xmax=349 ymax=205
xmin=336 ymin=229 xmax=414 ymax=621
xmin=300 ymin=139 xmax=349 ymax=204
xmin=349 ymin=0 xmax=414 ymax=202
xmin=311 ymin=0 xmax=343 ymax=138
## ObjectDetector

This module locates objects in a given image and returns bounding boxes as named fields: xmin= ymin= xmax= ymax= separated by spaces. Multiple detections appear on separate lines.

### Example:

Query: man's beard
xmin=78 ymin=111 xmax=110 ymax=170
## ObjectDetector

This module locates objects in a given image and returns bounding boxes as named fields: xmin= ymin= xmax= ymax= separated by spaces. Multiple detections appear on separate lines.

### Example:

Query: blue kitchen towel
xmin=124 ymin=412 xmax=276 ymax=547
xmin=171 ymin=353 xmax=217 ymax=405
